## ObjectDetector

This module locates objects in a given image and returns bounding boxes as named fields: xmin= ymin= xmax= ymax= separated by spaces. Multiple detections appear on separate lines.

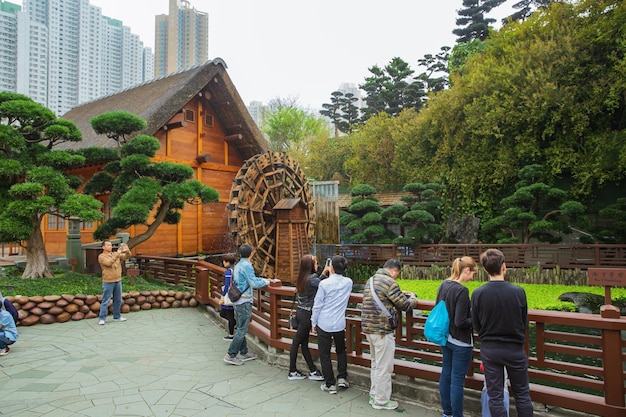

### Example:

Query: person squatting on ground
xmin=223 ymin=244 xmax=269 ymax=366
xmin=287 ymin=255 xmax=329 ymax=381
xmin=311 ymin=255 xmax=353 ymax=394
xmin=218 ymin=253 xmax=236 ymax=340
xmin=98 ymin=240 xmax=131 ymax=325
xmin=362 ymin=259 xmax=417 ymax=410
xmin=1 ymin=291 xmax=18 ymax=323
xmin=471 ymin=249 xmax=533 ymax=417
xmin=0 ymin=292 xmax=18 ymax=355
xmin=437 ymin=256 xmax=477 ymax=417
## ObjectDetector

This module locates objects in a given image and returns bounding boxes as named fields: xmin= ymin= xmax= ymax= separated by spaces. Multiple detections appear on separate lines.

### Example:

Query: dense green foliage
xmin=0 ymin=93 xmax=103 ymax=278
xmin=359 ymin=57 xmax=425 ymax=121
xmin=83 ymin=112 xmax=219 ymax=249
xmin=309 ymin=0 xmax=626 ymax=244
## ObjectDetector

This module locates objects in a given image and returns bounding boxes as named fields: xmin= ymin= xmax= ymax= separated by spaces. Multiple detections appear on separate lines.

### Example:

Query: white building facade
xmin=1 ymin=0 xmax=153 ymax=116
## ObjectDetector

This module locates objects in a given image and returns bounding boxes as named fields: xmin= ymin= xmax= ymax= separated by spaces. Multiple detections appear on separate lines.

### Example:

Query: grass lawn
xmin=398 ymin=279 xmax=626 ymax=311
xmin=0 ymin=269 xmax=189 ymax=297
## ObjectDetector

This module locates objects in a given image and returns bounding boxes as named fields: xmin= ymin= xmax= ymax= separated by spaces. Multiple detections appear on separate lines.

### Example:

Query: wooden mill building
xmin=47 ymin=59 xmax=268 ymax=257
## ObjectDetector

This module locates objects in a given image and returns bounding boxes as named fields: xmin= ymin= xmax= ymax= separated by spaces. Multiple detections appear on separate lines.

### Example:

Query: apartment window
xmin=47 ymin=209 xmax=66 ymax=230
xmin=184 ymin=109 xmax=194 ymax=122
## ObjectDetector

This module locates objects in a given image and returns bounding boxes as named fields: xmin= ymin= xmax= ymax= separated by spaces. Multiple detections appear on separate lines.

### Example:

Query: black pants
xmin=289 ymin=308 xmax=318 ymax=373
xmin=316 ymin=326 xmax=347 ymax=387
xmin=480 ymin=342 xmax=533 ymax=417
xmin=219 ymin=307 xmax=236 ymax=335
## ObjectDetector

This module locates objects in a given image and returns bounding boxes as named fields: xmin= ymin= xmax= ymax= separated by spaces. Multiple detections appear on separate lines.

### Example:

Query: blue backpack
xmin=424 ymin=299 xmax=450 ymax=346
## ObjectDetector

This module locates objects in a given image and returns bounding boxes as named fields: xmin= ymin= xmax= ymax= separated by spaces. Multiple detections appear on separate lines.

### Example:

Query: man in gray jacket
xmin=362 ymin=259 xmax=417 ymax=410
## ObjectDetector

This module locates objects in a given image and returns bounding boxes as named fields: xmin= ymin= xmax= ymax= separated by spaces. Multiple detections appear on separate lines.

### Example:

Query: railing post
xmin=600 ymin=306 xmax=625 ymax=408
xmin=267 ymin=280 xmax=283 ymax=341
xmin=194 ymin=266 xmax=210 ymax=304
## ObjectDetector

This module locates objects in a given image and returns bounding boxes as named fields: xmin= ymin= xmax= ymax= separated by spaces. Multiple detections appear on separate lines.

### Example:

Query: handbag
xmin=369 ymin=277 xmax=399 ymax=330
xmin=287 ymin=291 xmax=298 ymax=329
xmin=424 ymin=299 xmax=450 ymax=346
xmin=227 ymin=283 xmax=243 ymax=302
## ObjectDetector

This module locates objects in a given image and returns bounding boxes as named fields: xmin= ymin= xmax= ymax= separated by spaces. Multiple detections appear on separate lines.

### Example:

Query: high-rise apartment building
xmin=1 ymin=0 xmax=154 ymax=116
xmin=154 ymin=0 xmax=208 ymax=77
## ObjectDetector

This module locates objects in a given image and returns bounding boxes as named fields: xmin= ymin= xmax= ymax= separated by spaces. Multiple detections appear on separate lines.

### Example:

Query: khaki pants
xmin=366 ymin=332 xmax=395 ymax=404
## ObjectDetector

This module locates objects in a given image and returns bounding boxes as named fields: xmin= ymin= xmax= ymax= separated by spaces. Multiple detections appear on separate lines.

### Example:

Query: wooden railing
xmin=139 ymin=255 xmax=626 ymax=417
xmin=316 ymin=243 xmax=626 ymax=269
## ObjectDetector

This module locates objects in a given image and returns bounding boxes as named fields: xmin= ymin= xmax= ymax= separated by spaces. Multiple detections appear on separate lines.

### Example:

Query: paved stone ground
xmin=0 ymin=307 xmax=446 ymax=417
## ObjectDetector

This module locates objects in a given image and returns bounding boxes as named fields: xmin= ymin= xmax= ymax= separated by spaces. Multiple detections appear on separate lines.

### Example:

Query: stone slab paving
xmin=0 ymin=307 xmax=443 ymax=417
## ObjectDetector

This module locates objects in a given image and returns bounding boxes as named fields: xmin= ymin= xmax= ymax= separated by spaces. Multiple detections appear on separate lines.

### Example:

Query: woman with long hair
xmin=287 ymin=254 xmax=329 ymax=381
xmin=437 ymin=256 xmax=477 ymax=417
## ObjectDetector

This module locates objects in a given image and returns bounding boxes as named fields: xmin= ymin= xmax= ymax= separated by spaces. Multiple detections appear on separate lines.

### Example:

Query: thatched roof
xmin=61 ymin=58 xmax=268 ymax=160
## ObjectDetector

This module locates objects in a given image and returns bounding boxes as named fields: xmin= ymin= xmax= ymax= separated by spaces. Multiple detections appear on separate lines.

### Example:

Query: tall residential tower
xmin=1 ymin=0 xmax=153 ymax=116
xmin=155 ymin=0 xmax=208 ymax=77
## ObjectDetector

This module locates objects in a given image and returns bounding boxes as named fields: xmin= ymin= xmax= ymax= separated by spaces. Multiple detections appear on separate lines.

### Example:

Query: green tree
xmin=359 ymin=57 xmax=425 ymax=122
xmin=344 ymin=109 xmax=424 ymax=189
xmin=505 ymin=0 xmax=555 ymax=23
xmin=594 ymin=198 xmax=626 ymax=243
xmin=399 ymin=182 xmax=444 ymax=244
xmin=481 ymin=165 xmax=586 ymax=244
xmin=0 ymin=92 xmax=103 ymax=278
xmin=320 ymin=91 xmax=360 ymax=137
xmin=416 ymin=46 xmax=451 ymax=93
xmin=342 ymin=184 xmax=388 ymax=243
xmin=453 ymin=0 xmax=507 ymax=42
xmin=398 ymin=0 xmax=626 ymax=220
xmin=83 ymin=112 xmax=219 ymax=249
xmin=261 ymin=103 xmax=328 ymax=155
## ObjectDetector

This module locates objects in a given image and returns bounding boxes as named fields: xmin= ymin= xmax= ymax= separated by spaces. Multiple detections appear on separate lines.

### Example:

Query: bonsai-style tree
xmin=398 ymin=182 xmax=444 ymax=244
xmin=482 ymin=164 xmax=587 ymax=243
xmin=341 ymin=184 xmax=389 ymax=243
xmin=0 ymin=92 xmax=103 ymax=278
xmin=83 ymin=111 xmax=219 ymax=248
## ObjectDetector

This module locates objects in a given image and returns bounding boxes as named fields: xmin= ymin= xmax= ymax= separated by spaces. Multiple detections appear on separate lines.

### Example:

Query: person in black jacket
xmin=287 ymin=255 xmax=329 ymax=381
xmin=437 ymin=256 xmax=477 ymax=417
xmin=472 ymin=249 xmax=533 ymax=417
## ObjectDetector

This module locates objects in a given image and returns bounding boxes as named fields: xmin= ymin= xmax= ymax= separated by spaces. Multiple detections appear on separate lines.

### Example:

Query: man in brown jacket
xmin=362 ymin=259 xmax=417 ymax=410
xmin=98 ymin=240 xmax=131 ymax=325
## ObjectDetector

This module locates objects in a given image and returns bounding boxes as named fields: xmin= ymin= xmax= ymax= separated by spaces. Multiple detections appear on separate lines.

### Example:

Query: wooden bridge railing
xmin=139 ymin=255 xmax=626 ymax=417
xmin=316 ymin=243 xmax=626 ymax=269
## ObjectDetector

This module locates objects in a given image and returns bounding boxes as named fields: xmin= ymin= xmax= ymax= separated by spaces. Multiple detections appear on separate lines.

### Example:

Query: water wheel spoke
xmin=229 ymin=151 xmax=315 ymax=281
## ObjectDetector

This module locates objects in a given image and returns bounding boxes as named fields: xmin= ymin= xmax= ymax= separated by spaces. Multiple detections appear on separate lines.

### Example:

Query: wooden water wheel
xmin=228 ymin=151 xmax=315 ymax=281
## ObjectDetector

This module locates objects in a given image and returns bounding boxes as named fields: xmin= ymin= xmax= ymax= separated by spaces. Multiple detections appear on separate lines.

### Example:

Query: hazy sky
xmin=17 ymin=0 xmax=516 ymax=110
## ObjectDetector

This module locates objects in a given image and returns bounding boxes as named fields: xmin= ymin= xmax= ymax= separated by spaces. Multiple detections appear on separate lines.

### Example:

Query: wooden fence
xmin=138 ymin=255 xmax=626 ymax=417
xmin=315 ymin=243 xmax=626 ymax=270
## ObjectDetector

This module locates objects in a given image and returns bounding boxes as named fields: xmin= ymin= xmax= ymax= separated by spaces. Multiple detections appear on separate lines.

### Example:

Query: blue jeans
xmin=0 ymin=334 xmax=15 ymax=349
xmin=99 ymin=281 xmax=123 ymax=320
xmin=228 ymin=302 xmax=252 ymax=357
xmin=439 ymin=341 xmax=473 ymax=417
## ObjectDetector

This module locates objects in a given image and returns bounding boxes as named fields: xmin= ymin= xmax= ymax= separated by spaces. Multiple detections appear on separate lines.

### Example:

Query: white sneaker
xmin=372 ymin=400 xmax=399 ymax=410
xmin=113 ymin=317 xmax=127 ymax=322
xmin=98 ymin=320 xmax=105 ymax=325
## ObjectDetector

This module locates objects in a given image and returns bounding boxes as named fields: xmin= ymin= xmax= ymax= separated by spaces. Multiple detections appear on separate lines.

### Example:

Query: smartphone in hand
xmin=326 ymin=258 xmax=331 ymax=267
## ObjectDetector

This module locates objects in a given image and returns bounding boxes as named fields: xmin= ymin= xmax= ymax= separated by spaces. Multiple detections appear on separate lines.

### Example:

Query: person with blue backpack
xmin=436 ymin=256 xmax=477 ymax=417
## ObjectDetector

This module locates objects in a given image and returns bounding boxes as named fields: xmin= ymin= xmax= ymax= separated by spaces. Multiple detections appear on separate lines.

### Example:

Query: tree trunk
xmin=22 ymin=223 xmax=54 ymax=279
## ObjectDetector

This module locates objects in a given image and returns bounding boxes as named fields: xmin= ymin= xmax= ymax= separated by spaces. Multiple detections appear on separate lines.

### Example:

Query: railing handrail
xmin=140 ymin=255 xmax=626 ymax=417
xmin=316 ymin=243 xmax=626 ymax=270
